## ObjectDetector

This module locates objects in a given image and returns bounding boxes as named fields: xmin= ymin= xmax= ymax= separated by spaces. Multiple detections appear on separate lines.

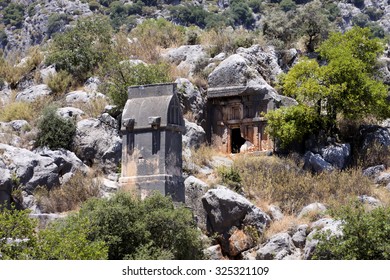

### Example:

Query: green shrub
xmin=0 ymin=205 xmax=37 ymax=260
xmin=218 ymin=166 xmax=242 ymax=192
xmin=35 ymin=106 xmax=76 ymax=150
xmin=0 ymin=205 xmax=108 ymax=260
xmin=280 ymin=0 xmax=296 ymax=12
xmin=47 ymin=13 xmax=72 ymax=38
xmin=0 ymin=28 xmax=7 ymax=48
xmin=78 ymin=192 xmax=204 ymax=260
xmin=35 ymin=215 xmax=108 ymax=260
xmin=46 ymin=15 xmax=113 ymax=82
xmin=313 ymin=203 xmax=390 ymax=260
xmin=2 ymin=3 xmax=25 ymax=29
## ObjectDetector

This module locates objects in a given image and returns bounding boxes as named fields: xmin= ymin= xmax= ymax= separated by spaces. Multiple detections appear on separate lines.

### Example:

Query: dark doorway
xmin=231 ymin=128 xmax=246 ymax=153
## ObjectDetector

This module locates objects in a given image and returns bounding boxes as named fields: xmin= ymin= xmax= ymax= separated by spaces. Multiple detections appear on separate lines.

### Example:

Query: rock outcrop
xmin=73 ymin=114 xmax=121 ymax=174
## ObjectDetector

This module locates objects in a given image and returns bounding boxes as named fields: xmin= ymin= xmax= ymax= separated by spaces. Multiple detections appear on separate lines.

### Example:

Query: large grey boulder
xmin=56 ymin=107 xmax=85 ymax=120
xmin=184 ymin=176 xmax=208 ymax=230
xmin=292 ymin=224 xmax=309 ymax=249
xmin=0 ymin=144 xmax=89 ymax=196
xmin=298 ymin=202 xmax=327 ymax=219
xmin=35 ymin=148 xmax=89 ymax=184
xmin=202 ymin=187 xmax=271 ymax=235
xmin=363 ymin=165 xmax=386 ymax=178
xmin=0 ymin=143 xmax=59 ymax=193
xmin=73 ymin=114 xmax=121 ymax=173
xmin=162 ymin=45 xmax=208 ymax=76
xmin=360 ymin=125 xmax=390 ymax=151
xmin=65 ymin=90 xmax=106 ymax=104
xmin=256 ymin=232 xmax=297 ymax=260
xmin=304 ymin=151 xmax=334 ymax=173
xmin=320 ymin=144 xmax=351 ymax=169
xmin=175 ymin=78 xmax=205 ymax=123
xmin=182 ymin=119 xmax=206 ymax=149
xmin=208 ymin=45 xmax=284 ymax=88
xmin=15 ymin=84 xmax=52 ymax=102
xmin=40 ymin=65 xmax=56 ymax=83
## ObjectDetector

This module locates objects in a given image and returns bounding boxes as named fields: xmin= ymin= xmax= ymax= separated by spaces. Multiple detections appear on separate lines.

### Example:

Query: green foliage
xmin=266 ymin=104 xmax=321 ymax=148
xmin=102 ymin=62 xmax=171 ymax=109
xmin=267 ymin=27 xmax=389 ymax=148
xmin=2 ymin=3 xmax=25 ymax=29
xmin=47 ymin=13 xmax=72 ymax=38
xmin=35 ymin=106 xmax=76 ymax=150
xmin=0 ymin=205 xmax=108 ymax=260
xmin=169 ymin=4 xmax=210 ymax=28
xmin=313 ymin=203 xmax=390 ymax=260
xmin=229 ymin=0 xmax=255 ymax=29
xmin=0 ymin=206 xmax=37 ymax=260
xmin=78 ymin=192 xmax=204 ymax=260
xmin=248 ymin=0 xmax=262 ymax=13
xmin=36 ymin=215 xmax=108 ymax=260
xmin=280 ymin=0 xmax=296 ymax=12
xmin=46 ymin=15 xmax=113 ymax=82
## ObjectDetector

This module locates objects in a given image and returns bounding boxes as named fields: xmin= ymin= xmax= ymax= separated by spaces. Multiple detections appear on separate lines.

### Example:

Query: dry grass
xmin=263 ymin=215 xmax=306 ymax=241
xmin=233 ymin=154 xmax=386 ymax=215
xmin=74 ymin=97 xmax=108 ymax=118
xmin=0 ymin=101 xmax=35 ymax=122
xmin=34 ymin=171 xmax=102 ymax=213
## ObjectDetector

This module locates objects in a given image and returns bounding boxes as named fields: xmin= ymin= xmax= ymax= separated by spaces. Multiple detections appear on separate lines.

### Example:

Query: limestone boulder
xmin=358 ymin=195 xmax=382 ymax=207
xmin=162 ymin=45 xmax=208 ymax=76
xmin=292 ymin=224 xmax=309 ymax=249
xmin=15 ymin=84 xmax=52 ymax=102
xmin=175 ymin=78 xmax=205 ymax=123
xmin=298 ymin=202 xmax=327 ymax=219
xmin=57 ymin=107 xmax=85 ymax=120
xmin=184 ymin=176 xmax=208 ymax=231
xmin=320 ymin=144 xmax=351 ymax=170
xmin=0 ymin=82 xmax=12 ymax=105
xmin=256 ymin=232 xmax=297 ymax=260
xmin=363 ymin=165 xmax=386 ymax=178
xmin=65 ymin=90 xmax=106 ymax=105
xmin=202 ymin=187 xmax=270 ymax=235
xmin=84 ymin=76 xmax=101 ymax=93
xmin=0 ymin=144 xmax=87 ymax=197
xmin=268 ymin=205 xmax=284 ymax=221
xmin=303 ymin=151 xmax=334 ymax=173
xmin=205 ymin=244 xmax=225 ymax=260
xmin=360 ymin=125 xmax=390 ymax=151
xmin=182 ymin=120 xmax=206 ymax=149
xmin=40 ymin=65 xmax=56 ymax=83
xmin=73 ymin=115 xmax=121 ymax=174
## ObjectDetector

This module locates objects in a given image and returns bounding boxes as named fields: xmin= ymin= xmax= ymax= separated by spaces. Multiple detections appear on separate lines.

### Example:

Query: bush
xmin=2 ymin=3 xmax=25 ymax=29
xmin=79 ymin=192 xmax=204 ymax=260
xmin=47 ymin=13 xmax=72 ymax=38
xmin=218 ymin=166 xmax=242 ymax=192
xmin=0 ymin=205 xmax=37 ymax=260
xmin=35 ymin=106 xmax=76 ymax=150
xmin=313 ymin=203 xmax=390 ymax=259
xmin=0 ymin=28 xmax=7 ymax=49
xmin=0 ymin=205 xmax=108 ymax=260
xmin=35 ymin=215 xmax=108 ymax=260
xmin=46 ymin=15 xmax=113 ymax=82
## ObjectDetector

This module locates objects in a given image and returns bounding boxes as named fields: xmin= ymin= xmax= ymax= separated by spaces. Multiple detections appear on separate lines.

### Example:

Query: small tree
xmin=46 ymin=15 xmax=113 ymax=82
xmin=35 ymin=106 xmax=76 ymax=150
xmin=266 ymin=27 xmax=390 ymax=148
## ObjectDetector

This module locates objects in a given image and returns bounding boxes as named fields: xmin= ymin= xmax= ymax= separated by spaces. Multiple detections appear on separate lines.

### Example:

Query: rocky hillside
xmin=1 ymin=0 xmax=390 ymax=260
